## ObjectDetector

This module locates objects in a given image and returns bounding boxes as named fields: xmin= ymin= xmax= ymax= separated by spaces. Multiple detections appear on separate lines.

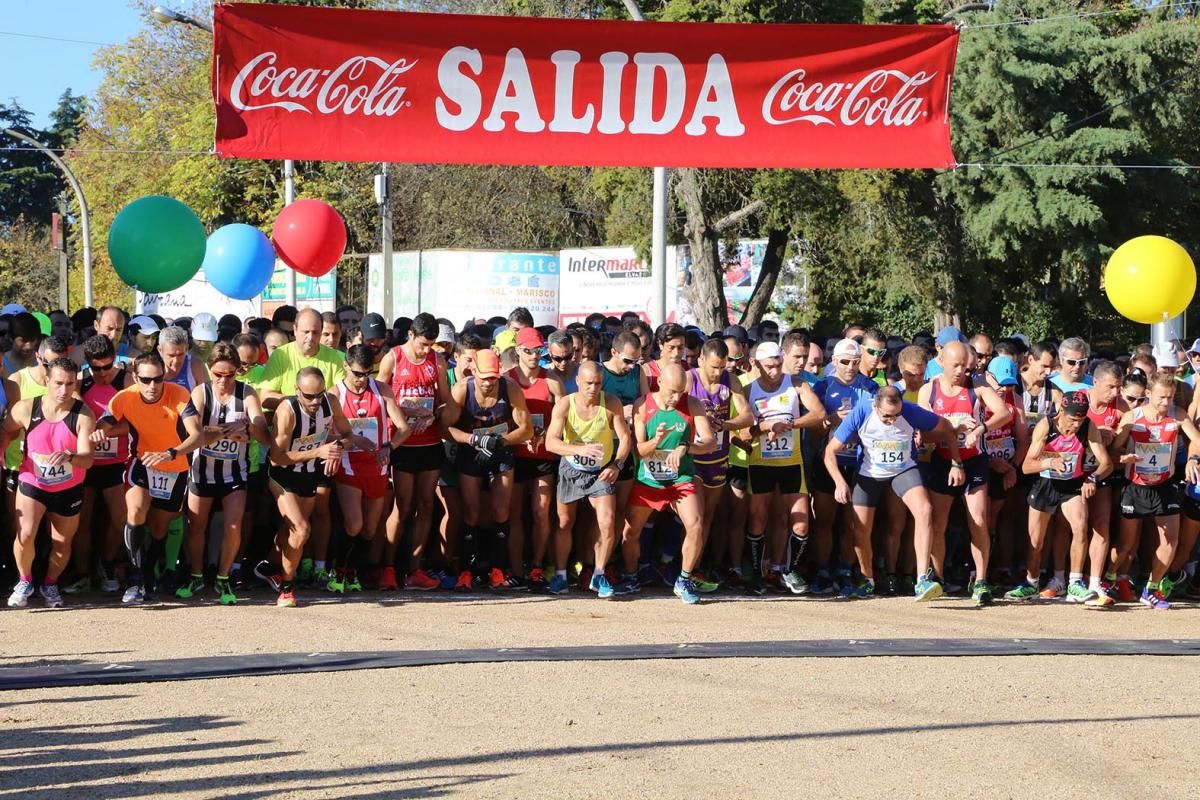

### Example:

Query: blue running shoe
xmin=673 ymin=576 xmax=700 ymax=605
xmin=914 ymin=578 xmax=943 ymax=603
xmin=548 ymin=573 xmax=570 ymax=595
xmin=612 ymin=574 xmax=641 ymax=597
xmin=593 ymin=573 xmax=614 ymax=599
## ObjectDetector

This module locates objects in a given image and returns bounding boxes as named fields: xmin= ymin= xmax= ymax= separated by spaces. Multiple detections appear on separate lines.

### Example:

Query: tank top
xmin=1084 ymin=401 xmax=1121 ymax=474
xmin=190 ymin=382 xmax=249 ymax=486
xmin=637 ymin=391 xmax=694 ymax=487
xmin=1126 ymin=406 xmax=1178 ymax=487
xmin=563 ymin=391 xmax=614 ymax=472
xmin=984 ymin=386 xmax=1019 ymax=462
xmin=1038 ymin=416 xmax=1090 ymax=481
xmin=747 ymin=376 xmax=803 ymax=467
xmin=283 ymin=394 xmax=333 ymax=475
xmin=930 ymin=380 xmax=982 ymax=460
xmin=558 ymin=369 xmax=579 ymax=395
xmin=510 ymin=367 xmax=554 ymax=461
xmin=82 ymin=368 xmax=130 ymax=465
xmin=19 ymin=397 xmax=85 ymax=492
xmin=689 ymin=368 xmax=731 ymax=463
xmin=6 ymin=368 xmax=48 ymax=471
xmin=728 ymin=372 xmax=754 ymax=470
xmin=462 ymin=377 xmax=512 ymax=438
xmin=601 ymin=363 xmax=642 ymax=408
xmin=337 ymin=378 xmax=388 ymax=477
xmin=389 ymin=345 xmax=440 ymax=448
xmin=1019 ymin=380 xmax=1053 ymax=431
xmin=167 ymin=354 xmax=198 ymax=392
xmin=644 ymin=360 xmax=662 ymax=393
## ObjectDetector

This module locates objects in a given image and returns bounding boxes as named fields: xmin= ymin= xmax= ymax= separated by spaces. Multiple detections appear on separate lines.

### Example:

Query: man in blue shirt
xmin=1048 ymin=336 xmax=1094 ymax=392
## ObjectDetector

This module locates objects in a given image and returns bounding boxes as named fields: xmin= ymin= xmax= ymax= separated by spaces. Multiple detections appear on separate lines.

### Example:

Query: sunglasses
xmin=620 ymin=356 xmax=639 ymax=366
xmin=837 ymin=358 xmax=861 ymax=367
xmin=1063 ymin=358 xmax=1088 ymax=367
xmin=89 ymin=361 xmax=116 ymax=372
xmin=1123 ymin=393 xmax=1148 ymax=406
xmin=863 ymin=346 xmax=887 ymax=358
xmin=1189 ymin=352 xmax=1200 ymax=360
xmin=348 ymin=368 xmax=371 ymax=379
xmin=549 ymin=354 xmax=572 ymax=364
xmin=136 ymin=375 xmax=164 ymax=385
xmin=519 ymin=347 xmax=547 ymax=357
xmin=211 ymin=371 xmax=237 ymax=380
xmin=298 ymin=389 xmax=325 ymax=400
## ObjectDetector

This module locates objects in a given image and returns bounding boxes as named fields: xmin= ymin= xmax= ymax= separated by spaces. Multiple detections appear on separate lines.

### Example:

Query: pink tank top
xmin=19 ymin=398 xmax=86 ymax=492
xmin=82 ymin=368 xmax=129 ymax=464
xmin=1038 ymin=416 xmax=1090 ymax=481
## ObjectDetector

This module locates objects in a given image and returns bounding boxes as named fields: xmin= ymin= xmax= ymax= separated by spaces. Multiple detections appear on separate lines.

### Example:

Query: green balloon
xmin=31 ymin=312 xmax=50 ymax=336
xmin=107 ymin=195 xmax=206 ymax=293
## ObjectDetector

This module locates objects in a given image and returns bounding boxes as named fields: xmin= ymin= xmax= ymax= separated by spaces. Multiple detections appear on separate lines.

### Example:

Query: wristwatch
xmin=167 ymin=447 xmax=178 ymax=460
xmin=950 ymin=460 xmax=964 ymax=469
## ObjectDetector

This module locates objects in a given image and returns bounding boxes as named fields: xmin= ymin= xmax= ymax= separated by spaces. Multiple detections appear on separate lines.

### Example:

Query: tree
xmin=0 ymin=216 xmax=61 ymax=309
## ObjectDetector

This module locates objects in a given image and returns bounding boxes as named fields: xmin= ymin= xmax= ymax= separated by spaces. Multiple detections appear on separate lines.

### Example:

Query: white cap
xmin=192 ymin=312 xmax=219 ymax=343
xmin=754 ymin=341 xmax=782 ymax=361
xmin=833 ymin=338 xmax=862 ymax=359
xmin=129 ymin=315 xmax=160 ymax=335
xmin=1154 ymin=341 xmax=1180 ymax=369
xmin=1008 ymin=332 xmax=1030 ymax=348
xmin=1187 ymin=338 xmax=1200 ymax=355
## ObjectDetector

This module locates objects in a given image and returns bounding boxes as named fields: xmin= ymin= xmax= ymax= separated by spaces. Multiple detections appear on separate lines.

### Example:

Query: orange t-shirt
xmin=105 ymin=383 xmax=194 ymax=472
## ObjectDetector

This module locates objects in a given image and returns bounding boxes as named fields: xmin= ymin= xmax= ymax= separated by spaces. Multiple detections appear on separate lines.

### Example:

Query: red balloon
xmin=271 ymin=199 xmax=347 ymax=277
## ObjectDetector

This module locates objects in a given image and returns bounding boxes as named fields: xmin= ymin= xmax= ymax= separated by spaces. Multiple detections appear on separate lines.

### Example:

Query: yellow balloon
xmin=1104 ymin=235 xmax=1196 ymax=324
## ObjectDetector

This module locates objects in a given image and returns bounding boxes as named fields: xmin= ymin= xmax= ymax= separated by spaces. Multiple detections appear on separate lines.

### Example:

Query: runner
xmin=917 ymin=341 xmax=1012 ymax=605
xmin=1 ymin=312 xmax=41 ymax=378
xmin=744 ymin=341 xmax=825 ymax=595
xmin=159 ymin=325 xmax=208 ymax=392
xmin=1111 ymin=372 xmax=1200 ymax=609
xmin=508 ymin=327 xmax=566 ymax=591
xmin=616 ymin=363 xmax=717 ymax=603
xmin=176 ymin=344 xmax=272 ymax=605
xmin=825 ymin=385 xmax=954 ymax=600
xmin=545 ymin=360 xmax=632 ymax=595
xmin=268 ymin=367 xmax=374 ymax=607
xmin=546 ymin=329 xmax=579 ymax=393
xmin=3 ymin=358 xmax=95 ymax=608
xmin=93 ymin=353 xmax=208 ymax=603
xmin=643 ymin=323 xmax=687 ymax=392
xmin=442 ymin=349 xmax=533 ymax=589
xmin=859 ymin=328 xmax=889 ymax=387
xmin=1006 ymin=390 xmax=1112 ymax=604
xmin=1079 ymin=361 xmax=1124 ymax=604
xmin=1050 ymin=337 xmax=1093 ymax=393
xmin=377 ymin=312 xmax=450 ymax=591
xmin=982 ymin=355 xmax=1029 ymax=591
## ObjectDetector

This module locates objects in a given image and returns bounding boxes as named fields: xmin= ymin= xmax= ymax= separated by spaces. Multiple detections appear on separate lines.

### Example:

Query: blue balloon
xmin=201 ymin=223 xmax=277 ymax=300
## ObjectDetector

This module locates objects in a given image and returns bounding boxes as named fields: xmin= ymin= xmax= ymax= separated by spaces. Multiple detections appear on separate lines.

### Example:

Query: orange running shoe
xmin=378 ymin=566 xmax=399 ymax=591
xmin=489 ymin=567 xmax=507 ymax=589
xmin=276 ymin=589 xmax=297 ymax=608
xmin=406 ymin=569 xmax=439 ymax=591
xmin=455 ymin=570 xmax=474 ymax=592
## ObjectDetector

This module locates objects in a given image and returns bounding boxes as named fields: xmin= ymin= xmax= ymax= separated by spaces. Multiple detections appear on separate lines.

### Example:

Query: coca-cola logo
xmin=229 ymin=52 xmax=417 ymax=116
xmin=762 ymin=68 xmax=936 ymax=127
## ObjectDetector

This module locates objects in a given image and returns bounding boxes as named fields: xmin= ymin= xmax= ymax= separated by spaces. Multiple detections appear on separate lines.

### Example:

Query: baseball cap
xmin=516 ymin=327 xmax=546 ymax=349
xmin=1060 ymin=390 xmax=1090 ymax=415
xmin=436 ymin=322 xmax=456 ymax=345
xmin=192 ymin=312 xmax=218 ymax=343
xmin=1153 ymin=341 xmax=1180 ymax=369
xmin=1 ymin=303 xmax=27 ymax=315
xmin=935 ymin=325 xmax=968 ymax=347
xmin=754 ymin=341 xmax=782 ymax=361
xmin=129 ymin=315 xmax=161 ymax=335
xmin=1187 ymin=339 xmax=1200 ymax=355
xmin=987 ymin=355 xmax=1019 ymax=387
xmin=833 ymin=338 xmax=862 ymax=359
xmin=361 ymin=312 xmax=387 ymax=340
xmin=474 ymin=349 xmax=501 ymax=378
xmin=723 ymin=324 xmax=749 ymax=343
xmin=494 ymin=329 xmax=518 ymax=353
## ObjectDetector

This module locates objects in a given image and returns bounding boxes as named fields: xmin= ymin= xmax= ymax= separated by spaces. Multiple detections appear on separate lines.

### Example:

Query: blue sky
xmin=1 ymin=0 xmax=146 ymax=128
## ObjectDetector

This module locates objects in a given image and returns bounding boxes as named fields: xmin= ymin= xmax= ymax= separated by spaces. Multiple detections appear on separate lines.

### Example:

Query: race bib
xmin=401 ymin=397 xmax=435 ymax=431
xmin=988 ymin=435 xmax=1015 ymax=462
xmin=646 ymin=449 xmax=679 ymax=482
xmin=1043 ymin=453 xmax=1079 ymax=480
xmin=201 ymin=438 xmax=241 ymax=461
xmin=569 ymin=449 xmax=602 ymax=473
xmin=948 ymin=413 xmax=975 ymax=448
xmin=93 ymin=436 xmax=120 ymax=458
xmin=478 ymin=423 xmax=509 ymax=438
xmin=1135 ymin=442 xmax=1172 ymax=476
xmin=348 ymin=417 xmax=380 ymax=449
xmin=760 ymin=430 xmax=794 ymax=460
xmin=147 ymin=467 xmax=180 ymax=500
xmin=31 ymin=452 xmax=73 ymax=486
xmin=292 ymin=429 xmax=329 ymax=455
xmin=869 ymin=440 xmax=909 ymax=473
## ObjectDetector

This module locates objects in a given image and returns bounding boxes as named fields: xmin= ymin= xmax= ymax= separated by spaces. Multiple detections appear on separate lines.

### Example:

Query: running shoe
xmin=489 ymin=567 xmax=508 ymax=590
xmin=254 ymin=560 xmax=283 ymax=592
xmin=216 ymin=579 xmax=237 ymax=606
xmin=1004 ymin=581 xmax=1040 ymax=601
xmin=592 ymin=573 xmax=615 ymax=599
xmin=455 ymin=570 xmax=474 ymax=592
xmin=1039 ymin=576 xmax=1066 ymax=599
xmin=503 ymin=572 xmax=527 ymax=590
xmin=7 ymin=579 xmax=34 ymax=608
xmin=435 ymin=570 xmax=457 ymax=590
xmin=612 ymin=574 xmax=640 ymax=597
xmin=744 ymin=576 xmax=767 ymax=597
xmin=765 ymin=571 xmax=784 ymax=592
xmin=898 ymin=574 xmax=916 ymax=596
xmin=345 ymin=574 xmax=362 ymax=592
xmin=841 ymin=579 xmax=875 ymax=599
xmin=315 ymin=567 xmax=335 ymax=587
xmin=1140 ymin=586 xmax=1171 ymax=610
xmin=1159 ymin=571 xmax=1184 ymax=599
xmin=378 ymin=566 xmax=400 ymax=591
xmin=548 ymin=573 xmax=571 ymax=595
xmin=833 ymin=569 xmax=854 ymax=594
xmin=913 ymin=577 xmax=943 ymax=603
xmin=175 ymin=575 xmax=206 ymax=599
xmin=689 ymin=572 xmax=720 ymax=594
xmin=327 ymin=570 xmax=346 ymax=594
xmin=39 ymin=584 xmax=64 ymax=608
xmin=654 ymin=561 xmax=679 ymax=588
xmin=98 ymin=563 xmax=121 ymax=594
xmin=1066 ymin=581 xmax=1097 ymax=604
xmin=1114 ymin=577 xmax=1137 ymax=603
xmin=883 ymin=573 xmax=899 ymax=597
xmin=724 ymin=569 xmax=745 ymax=590
xmin=781 ymin=570 xmax=809 ymax=595
xmin=527 ymin=567 xmax=548 ymax=593
xmin=809 ymin=573 xmax=835 ymax=596
xmin=971 ymin=580 xmax=994 ymax=606
xmin=61 ymin=575 xmax=90 ymax=595
xmin=636 ymin=563 xmax=658 ymax=589
xmin=673 ymin=576 xmax=700 ymax=605
xmin=407 ymin=569 xmax=440 ymax=591
xmin=228 ymin=564 xmax=245 ymax=589
xmin=121 ymin=584 xmax=144 ymax=604
xmin=297 ymin=558 xmax=314 ymax=585
xmin=1084 ymin=585 xmax=1115 ymax=608
xmin=277 ymin=589 xmax=297 ymax=608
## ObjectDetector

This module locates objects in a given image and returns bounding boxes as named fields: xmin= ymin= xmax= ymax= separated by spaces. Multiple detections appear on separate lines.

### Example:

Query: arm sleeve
xmin=832 ymin=402 xmax=869 ymax=445
xmin=900 ymin=401 xmax=942 ymax=432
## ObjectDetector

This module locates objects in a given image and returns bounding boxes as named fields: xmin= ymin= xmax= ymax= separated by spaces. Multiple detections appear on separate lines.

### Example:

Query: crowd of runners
xmin=2 ymin=301 xmax=1200 ymax=610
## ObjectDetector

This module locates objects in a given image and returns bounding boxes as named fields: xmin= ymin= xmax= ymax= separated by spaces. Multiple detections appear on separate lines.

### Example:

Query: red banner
xmin=213 ymin=3 xmax=958 ymax=169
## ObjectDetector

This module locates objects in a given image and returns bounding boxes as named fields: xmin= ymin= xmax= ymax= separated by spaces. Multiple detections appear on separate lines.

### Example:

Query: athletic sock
xmin=1026 ymin=573 xmax=1039 ymax=586
xmin=1054 ymin=569 xmax=1066 ymax=584
xmin=124 ymin=523 xmax=143 ymax=567
xmin=1089 ymin=577 xmax=1102 ymax=591
xmin=788 ymin=533 xmax=809 ymax=573
xmin=1069 ymin=572 xmax=1083 ymax=584
xmin=679 ymin=569 xmax=691 ymax=581
xmin=555 ymin=569 xmax=567 ymax=579
xmin=747 ymin=533 xmax=765 ymax=578
xmin=1105 ymin=571 xmax=1118 ymax=582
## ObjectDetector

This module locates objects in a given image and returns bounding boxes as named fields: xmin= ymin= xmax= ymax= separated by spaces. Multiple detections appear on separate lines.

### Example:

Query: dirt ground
xmin=3 ymin=591 xmax=1199 ymax=798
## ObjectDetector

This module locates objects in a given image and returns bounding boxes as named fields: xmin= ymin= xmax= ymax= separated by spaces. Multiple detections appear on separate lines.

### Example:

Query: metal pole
xmin=1 ymin=128 xmax=93 ymax=306
xmin=621 ymin=0 xmax=669 ymax=326
xmin=284 ymin=159 xmax=296 ymax=306
xmin=56 ymin=196 xmax=69 ymax=311
xmin=379 ymin=163 xmax=393 ymax=321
